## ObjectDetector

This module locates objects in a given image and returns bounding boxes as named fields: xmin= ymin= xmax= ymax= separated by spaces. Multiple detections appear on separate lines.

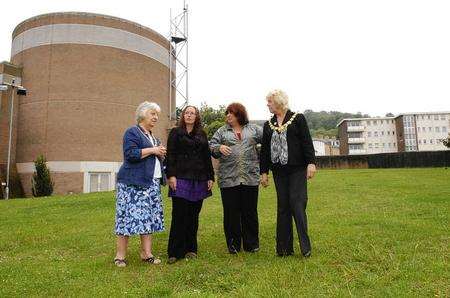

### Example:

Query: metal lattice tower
xmin=169 ymin=1 xmax=189 ymax=120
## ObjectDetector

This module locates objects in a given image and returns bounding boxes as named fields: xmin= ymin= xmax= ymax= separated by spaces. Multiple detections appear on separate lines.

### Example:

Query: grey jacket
xmin=210 ymin=123 xmax=263 ymax=188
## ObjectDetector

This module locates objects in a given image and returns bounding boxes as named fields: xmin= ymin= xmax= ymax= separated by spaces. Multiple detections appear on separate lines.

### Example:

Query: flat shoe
xmin=114 ymin=258 xmax=127 ymax=267
xmin=185 ymin=252 xmax=197 ymax=259
xmin=142 ymin=256 xmax=161 ymax=264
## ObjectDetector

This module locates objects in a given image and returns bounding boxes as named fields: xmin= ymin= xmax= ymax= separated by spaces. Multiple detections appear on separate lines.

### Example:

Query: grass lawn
xmin=0 ymin=168 xmax=449 ymax=297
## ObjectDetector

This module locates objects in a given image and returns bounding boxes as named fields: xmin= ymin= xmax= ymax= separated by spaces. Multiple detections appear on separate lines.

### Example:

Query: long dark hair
xmin=178 ymin=105 xmax=203 ymax=135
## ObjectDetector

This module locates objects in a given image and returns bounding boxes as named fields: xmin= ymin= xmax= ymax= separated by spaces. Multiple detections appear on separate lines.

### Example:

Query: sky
xmin=1 ymin=0 xmax=449 ymax=120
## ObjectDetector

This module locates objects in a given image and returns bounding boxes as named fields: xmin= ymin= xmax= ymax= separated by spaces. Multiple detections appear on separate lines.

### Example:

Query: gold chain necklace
xmin=269 ymin=112 xmax=298 ymax=133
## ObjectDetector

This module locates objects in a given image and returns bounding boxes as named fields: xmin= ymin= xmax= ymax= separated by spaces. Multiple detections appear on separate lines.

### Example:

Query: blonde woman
xmin=260 ymin=90 xmax=317 ymax=258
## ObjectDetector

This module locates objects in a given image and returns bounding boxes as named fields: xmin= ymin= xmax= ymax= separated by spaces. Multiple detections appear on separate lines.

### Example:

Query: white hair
xmin=266 ymin=89 xmax=289 ymax=111
xmin=135 ymin=101 xmax=161 ymax=123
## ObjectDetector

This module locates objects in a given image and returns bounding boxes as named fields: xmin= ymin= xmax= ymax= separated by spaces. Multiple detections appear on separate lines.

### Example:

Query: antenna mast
xmin=169 ymin=0 xmax=189 ymax=120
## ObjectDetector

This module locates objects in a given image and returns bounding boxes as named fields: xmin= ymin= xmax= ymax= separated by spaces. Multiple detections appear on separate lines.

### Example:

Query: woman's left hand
xmin=207 ymin=180 xmax=214 ymax=191
xmin=306 ymin=164 xmax=317 ymax=180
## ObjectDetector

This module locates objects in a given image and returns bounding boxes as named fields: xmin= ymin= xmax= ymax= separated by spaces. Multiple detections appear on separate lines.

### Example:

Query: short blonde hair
xmin=135 ymin=101 xmax=161 ymax=123
xmin=266 ymin=89 xmax=289 ymax=111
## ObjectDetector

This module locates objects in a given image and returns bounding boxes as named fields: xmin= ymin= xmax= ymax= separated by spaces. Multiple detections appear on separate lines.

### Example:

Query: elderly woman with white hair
xmin=260 ymin=90 xmax=317 ymax=258
xmin=114 ymin=101 xmax=167 ymax=267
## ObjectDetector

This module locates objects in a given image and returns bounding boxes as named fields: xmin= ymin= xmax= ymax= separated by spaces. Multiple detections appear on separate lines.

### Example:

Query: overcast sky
xmin=1 ymin=0 xmax=449 ymax=120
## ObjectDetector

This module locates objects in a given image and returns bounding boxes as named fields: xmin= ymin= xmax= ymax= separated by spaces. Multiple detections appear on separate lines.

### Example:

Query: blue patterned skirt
xmin=115 ymin=180 xmax=165 ymax=236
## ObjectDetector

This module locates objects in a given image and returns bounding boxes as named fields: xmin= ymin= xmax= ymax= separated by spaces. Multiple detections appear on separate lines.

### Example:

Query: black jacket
xmin=166 ymin=127 xmax=215 ymax=181
xmin=260 ymin=111 xmax=316 ymax=174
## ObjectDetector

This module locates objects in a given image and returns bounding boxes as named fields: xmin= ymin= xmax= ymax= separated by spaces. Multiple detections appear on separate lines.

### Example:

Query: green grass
xmin=0 ymin=168 xmax=449 ymax=297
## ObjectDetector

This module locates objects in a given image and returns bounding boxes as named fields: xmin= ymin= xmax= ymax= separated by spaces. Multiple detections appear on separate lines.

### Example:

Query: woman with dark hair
xmin=165 ymin=106 xmax=215 ymax=264
xmin=210 ymin=103 xmax=263 ymax=254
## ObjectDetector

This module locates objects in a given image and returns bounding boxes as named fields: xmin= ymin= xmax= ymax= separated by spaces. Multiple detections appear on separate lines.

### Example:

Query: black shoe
xmin=277 ymin=251 xmax=294 ymax=257
xmin=167 ymin=257 xmax=178 ymax=264
xmin=228 ymin=247 xmax=239 ymax=254
xmin=246 ymin=247 xmax=260 ymax=253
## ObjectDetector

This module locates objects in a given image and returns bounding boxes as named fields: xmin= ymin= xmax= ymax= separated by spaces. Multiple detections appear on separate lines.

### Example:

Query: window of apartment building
xmin=374 ymin=143 xmax=379 ymax=148
xmin=437 ymin=139 xmax=441 ymax=144
xmin=418 ymin=140 xmax=422 ymax=144
xmin=348 ymin=121 xmax=362 ymax=127
xmin=393 ymin=142 xmax=396 ymax=147
xmin=436 ymin=127 xmax=440 ymax=132
xmin=430 ymin=139 xmax=434 ymax=144
xmin=349 ymin=144 xmax=363 ymax=150
xmin=443 ymin=127 xmax=447 ymax=132
xmin=392 ymin=131 xmax=395 ymax=135
xmin=423 ymin=139 xmax=427 ymax=144
xmin=381 ymin=131 xmax=384 ymax=136
xmin=434 ymin=115 xmax=439 ymax=120
xmin=367 ymin=121 xmax=371 ymax=126
xmin=421 ymin=115 xmax=424 ymax=120
xmin=387 ymin=131 xmax=390 ymax=135
xmin=428 ymin=115 xmax=431 ymax=120
xmin=422 ymin=127 xmax=425 ymax=132
xmin=89 ymin=172 xmax=111 ymax=193
xmin=374 ymin=131 xmax=378 ymax=137
xmin=383 ymin=143 xmax=386 ymax=148
xmin=368 ymin=143 xmax=373 ymax=149
xmin=348 ymin=132 xmax=363 ymax=138
xmin=441 ymin=115 xmax=446 ymax=120
xmin=417 ymin=127 xmax=421 ymax=132
xmin=367 ymin=131 xmax=372 ymax=137
xmin=428 ymin=127 xmax=432 ymax=132
xmin=373 ymin=120 xmax=377 ymax=125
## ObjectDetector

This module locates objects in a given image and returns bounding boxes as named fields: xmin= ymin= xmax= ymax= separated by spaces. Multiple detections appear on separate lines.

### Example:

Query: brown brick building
xmin=0 ymin=12 xmax=175 ymax=197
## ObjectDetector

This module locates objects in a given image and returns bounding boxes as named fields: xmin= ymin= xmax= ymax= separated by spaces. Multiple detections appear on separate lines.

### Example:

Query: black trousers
xmin=220 ymin=184 xmax=259 ymax=252
xmin=273 ymin=168 xmax=311 ymax=255
xmin=167 ymin=197 xmax=203 ymax=259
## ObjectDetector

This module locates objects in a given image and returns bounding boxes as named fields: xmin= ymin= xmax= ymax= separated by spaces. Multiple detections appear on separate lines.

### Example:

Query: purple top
xmin=168 ymin=179 xmax=212 ymax=202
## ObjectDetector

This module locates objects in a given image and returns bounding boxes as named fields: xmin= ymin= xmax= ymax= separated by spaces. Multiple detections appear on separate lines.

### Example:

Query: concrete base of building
xmin=16 ymin=161 xmax=121 ymax=197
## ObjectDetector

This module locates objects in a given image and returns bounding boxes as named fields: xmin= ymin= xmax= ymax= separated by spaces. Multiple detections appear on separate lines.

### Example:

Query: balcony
xmin=347 ymin=126 xmax=365 ymax=132
xmin=348 ymin=137 xmax=365 ymax=144
xmin=349 ymin=149 xmax=366 ymax=155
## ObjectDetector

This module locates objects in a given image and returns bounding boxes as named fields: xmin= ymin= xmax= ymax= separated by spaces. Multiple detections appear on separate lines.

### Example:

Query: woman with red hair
xmin=210 ymin=103 xmax=263 ymax=254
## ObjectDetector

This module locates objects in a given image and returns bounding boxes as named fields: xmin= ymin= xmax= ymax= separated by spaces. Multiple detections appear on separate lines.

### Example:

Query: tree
xmin=204 ymin=120 xmax=225 ymax=139
xmin=199 ymin=103 xmax=226 ymax=139
xmin=31 ymin=155 xmax=54 ymax=197
xmin=303 ymin=110 xmax=370 ymax=132
xmin=442 ymin=133 xmax=450 ymax=148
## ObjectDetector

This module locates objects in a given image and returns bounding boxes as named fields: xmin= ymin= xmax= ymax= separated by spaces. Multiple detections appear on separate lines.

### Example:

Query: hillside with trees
xmin=198 ymin=103 xmax=371 ymax=139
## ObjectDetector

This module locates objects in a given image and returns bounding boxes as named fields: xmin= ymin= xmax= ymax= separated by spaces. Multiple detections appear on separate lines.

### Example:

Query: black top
xmin=260 ymin=110 xmax=316 ymax=174
xmin=166 ymin=126 xmax=215 ymax=181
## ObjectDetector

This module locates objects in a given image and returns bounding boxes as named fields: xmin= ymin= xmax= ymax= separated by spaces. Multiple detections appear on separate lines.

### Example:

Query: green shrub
xmin=31 ymin=155 xmax=54 ymax=197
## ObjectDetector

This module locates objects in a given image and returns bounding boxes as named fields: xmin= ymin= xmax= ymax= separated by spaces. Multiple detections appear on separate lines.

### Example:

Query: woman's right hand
xmin=168 ymin=176 xmax=177 ymax=191
xmin=219 ymin=145 xmax=232 ymax=156
xmin=152 ymin=146 xmax=167 ymax=157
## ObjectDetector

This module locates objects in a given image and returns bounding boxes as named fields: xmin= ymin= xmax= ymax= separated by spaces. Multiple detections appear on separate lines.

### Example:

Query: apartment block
xmin=338 ymin=112 xmax=450 ymax=155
